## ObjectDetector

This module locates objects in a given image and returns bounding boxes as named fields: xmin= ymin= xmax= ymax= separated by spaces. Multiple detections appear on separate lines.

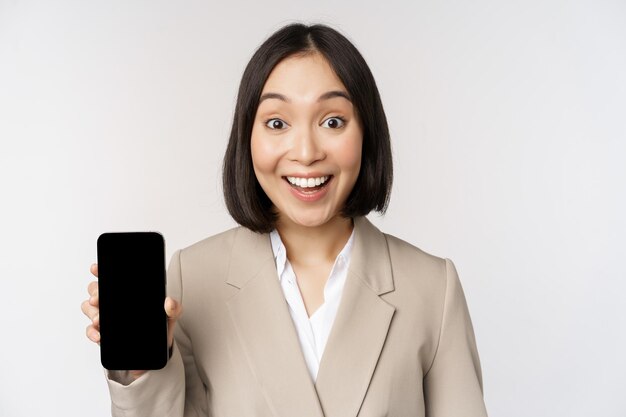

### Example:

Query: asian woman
xmin=82 ymin=22 xmax=488 ymax=417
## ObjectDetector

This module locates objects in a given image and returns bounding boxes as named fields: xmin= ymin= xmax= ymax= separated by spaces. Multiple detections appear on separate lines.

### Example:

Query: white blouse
xmin=269 ymin=228 xmax=355 ymax=382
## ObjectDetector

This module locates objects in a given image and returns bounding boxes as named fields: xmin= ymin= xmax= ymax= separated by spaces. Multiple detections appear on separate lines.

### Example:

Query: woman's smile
xmin=283 ymin=174 xmax=333 ymax=202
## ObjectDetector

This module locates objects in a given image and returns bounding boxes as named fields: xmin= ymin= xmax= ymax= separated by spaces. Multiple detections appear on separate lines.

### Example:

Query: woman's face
xmin=251 ymin=52 xmax=363 ymax=229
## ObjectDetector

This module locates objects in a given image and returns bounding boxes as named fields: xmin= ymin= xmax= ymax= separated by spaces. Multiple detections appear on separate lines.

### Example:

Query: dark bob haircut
xmin=222 ymin=23 xmax=393 ymax=233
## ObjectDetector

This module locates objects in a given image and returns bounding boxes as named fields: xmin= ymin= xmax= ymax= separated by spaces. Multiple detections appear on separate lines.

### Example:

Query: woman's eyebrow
xmin=259 ymin=92 xmax=290 ymax=103
xmin=317 ymin=90 xmax=352 ymax=102
xmin=258 ymin=90 xmax=352 ymax=104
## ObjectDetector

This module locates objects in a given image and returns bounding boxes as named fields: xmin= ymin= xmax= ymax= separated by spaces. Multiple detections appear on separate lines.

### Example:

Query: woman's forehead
xmin=261 ymin=52 xmax=348 ymax=99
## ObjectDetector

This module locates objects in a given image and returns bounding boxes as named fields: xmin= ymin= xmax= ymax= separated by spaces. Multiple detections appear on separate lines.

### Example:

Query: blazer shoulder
xmin=178 ymin=225 xmax=241 ymax=262
xmin=174 ymin=225 xmax=272 ymax=282
xmin=380 ymin=232 xmax=457 ymax=329
xmin=170 ymin=226 xmax=250 ymax=306
xmin=383 ymin=232 xmax=447 ymax=274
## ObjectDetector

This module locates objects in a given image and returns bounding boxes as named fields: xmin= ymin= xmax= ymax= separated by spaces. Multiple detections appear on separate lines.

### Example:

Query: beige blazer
xmin=106 ymin=216 xmax=488 ymax=417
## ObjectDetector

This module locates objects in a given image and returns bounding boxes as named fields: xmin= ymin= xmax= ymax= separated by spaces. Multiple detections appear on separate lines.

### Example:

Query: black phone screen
xmin=97 ymin=232 xmax=168 ymax=370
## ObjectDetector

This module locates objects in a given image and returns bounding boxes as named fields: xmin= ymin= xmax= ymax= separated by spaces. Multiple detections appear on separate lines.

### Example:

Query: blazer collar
xmin=225 ymin=216 xmax=396 ymax=417
xmin=347 ymin=216 xmax=395 ymax=295
xmin=224 ymin=225 xmax=275 ymax=289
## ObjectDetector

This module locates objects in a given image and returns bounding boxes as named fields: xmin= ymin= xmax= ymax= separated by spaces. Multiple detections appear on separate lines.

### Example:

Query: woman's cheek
xmin=251 ymin=134 xmax=278 ymax=172
xmin=335 ymin=134 xmax=363 ymax=172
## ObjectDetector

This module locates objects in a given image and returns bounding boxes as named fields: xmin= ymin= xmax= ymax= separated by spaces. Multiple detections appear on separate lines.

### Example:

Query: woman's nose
xmin=288 ymin=126 xmax=325 ymax=165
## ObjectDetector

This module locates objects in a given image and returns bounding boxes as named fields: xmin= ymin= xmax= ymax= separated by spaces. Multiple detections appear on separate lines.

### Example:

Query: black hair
xmin=222 ymin=23 xmax=392 ymax=233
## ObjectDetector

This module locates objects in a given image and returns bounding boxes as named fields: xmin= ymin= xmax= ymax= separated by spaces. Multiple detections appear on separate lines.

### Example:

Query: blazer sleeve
xmin=423 ymin=258 xmax=488 ymax=417
xmin=104 ymin=249 xmax=208 ymax=417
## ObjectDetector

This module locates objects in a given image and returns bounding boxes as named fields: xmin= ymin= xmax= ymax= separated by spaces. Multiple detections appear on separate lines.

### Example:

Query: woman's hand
xmin=81 ymin=263 xmax=183 ymax=381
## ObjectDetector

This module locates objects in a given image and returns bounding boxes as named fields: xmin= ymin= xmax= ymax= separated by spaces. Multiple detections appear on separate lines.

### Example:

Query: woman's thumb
xmin=165 ymin=297 xmax=182 ymax=320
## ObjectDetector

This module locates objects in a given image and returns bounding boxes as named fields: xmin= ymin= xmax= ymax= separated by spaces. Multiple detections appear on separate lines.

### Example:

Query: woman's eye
xmin=321 ymin=117 xmax=345 ymax=129
xmin=265 ymin=118 xmax=288 ymax=130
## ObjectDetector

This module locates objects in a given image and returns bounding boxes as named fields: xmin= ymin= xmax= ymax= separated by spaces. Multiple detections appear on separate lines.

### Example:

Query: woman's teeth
xmin=286 ymin=176 xmax=330 ymax=188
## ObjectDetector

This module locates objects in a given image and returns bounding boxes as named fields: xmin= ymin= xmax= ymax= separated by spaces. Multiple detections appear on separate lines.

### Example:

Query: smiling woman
xmin=83 ymin=22 xmax=488 ymax=417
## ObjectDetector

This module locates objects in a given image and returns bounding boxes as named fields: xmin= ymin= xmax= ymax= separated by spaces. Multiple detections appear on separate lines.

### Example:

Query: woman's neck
xmin=276 ymin=216 xmax=354 ymax=267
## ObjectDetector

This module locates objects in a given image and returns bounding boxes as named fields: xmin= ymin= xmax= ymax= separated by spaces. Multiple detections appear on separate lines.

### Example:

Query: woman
xmin=82 ymin=23 xmax=488 ymax=416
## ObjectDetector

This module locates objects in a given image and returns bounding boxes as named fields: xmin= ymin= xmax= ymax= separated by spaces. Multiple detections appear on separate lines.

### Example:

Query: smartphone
xmin=97 ymin=232 xmax=168 ymax=370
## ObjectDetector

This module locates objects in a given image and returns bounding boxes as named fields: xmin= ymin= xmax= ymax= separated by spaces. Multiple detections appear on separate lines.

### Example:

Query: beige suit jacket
xmin=105 ymin=216 xmax=488 ymax=416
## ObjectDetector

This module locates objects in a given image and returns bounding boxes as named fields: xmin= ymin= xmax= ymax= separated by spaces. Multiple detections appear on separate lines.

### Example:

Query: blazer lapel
xmin=225 ymin=227 xmax=325 ymax=417
xmin=315 ymin=216 xmax=396 ymax=417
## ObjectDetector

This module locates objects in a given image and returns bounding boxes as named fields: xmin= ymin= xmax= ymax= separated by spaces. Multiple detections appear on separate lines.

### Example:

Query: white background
xmin=1 ymin=0 xmax=625 ymax=416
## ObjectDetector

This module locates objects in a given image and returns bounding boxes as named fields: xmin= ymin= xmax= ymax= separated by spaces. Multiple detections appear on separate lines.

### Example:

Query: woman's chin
xmin=279 ymin=211 xmax=336 ymax=230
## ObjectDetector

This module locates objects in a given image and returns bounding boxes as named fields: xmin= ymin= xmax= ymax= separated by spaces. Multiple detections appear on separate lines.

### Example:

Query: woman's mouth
xmin=283 ymin=175 xmax=333 ymax=194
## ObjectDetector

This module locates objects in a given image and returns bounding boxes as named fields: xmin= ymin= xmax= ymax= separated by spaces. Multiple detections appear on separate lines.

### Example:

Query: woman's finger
xmin=87 ymin=281 xmax=98 ymax=297
xmin=164 ymin=297 xmax=182 ymax=347
xmin=86 ymin=324 xmax=100 ymax=343
xmin=165 ymin=297 xmax=182 ymax=320
xmin=85 ymin=264 xmax=101 ymax=346
xmin=81 ymin=299 xmax=99 ymax=321
xmin=89 ymin=290 xmax=99 ymax=307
